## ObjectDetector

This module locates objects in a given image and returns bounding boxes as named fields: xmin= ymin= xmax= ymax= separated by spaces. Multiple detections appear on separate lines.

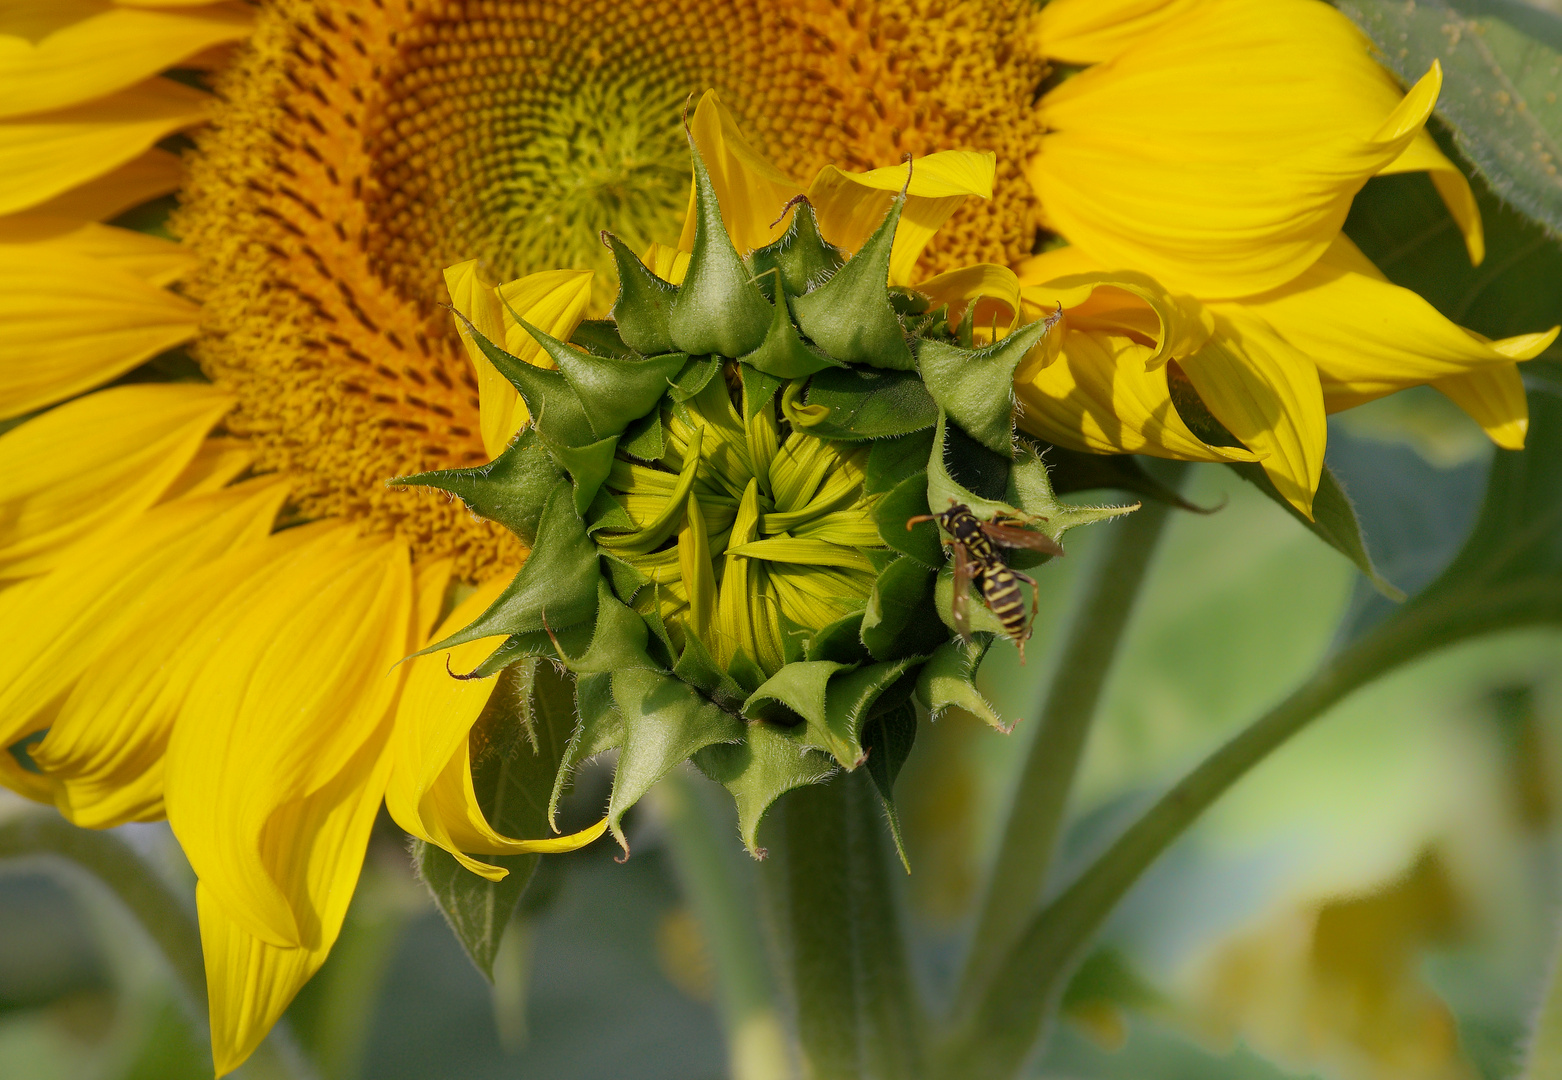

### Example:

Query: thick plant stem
xmin=1519 ymin=916 xmax=1562 ymax=1080
xmin=936 ymin=618 xmax=1410 ymax=1080
xmin=655 ymin=770 xmax=791 ymax=1080
xmin=0 ymin=812 xmax=310 ymax=1080
xmin=957 ymin=484 xmax=1180 ymax=1010
xmin=762 ymin=771 xmax=925 ymax=1080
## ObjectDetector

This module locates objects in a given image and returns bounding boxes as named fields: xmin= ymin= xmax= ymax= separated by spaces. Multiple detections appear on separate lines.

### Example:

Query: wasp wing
xmin=979 ymin=521 xmax=1065 ymax=558
xmin=950 ymin=538 xmax=975 ymax=643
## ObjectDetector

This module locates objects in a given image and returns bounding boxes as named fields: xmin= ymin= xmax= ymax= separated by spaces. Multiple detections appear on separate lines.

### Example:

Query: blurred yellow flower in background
xmin=0 ymin=0 xmax=1553 ymax=1074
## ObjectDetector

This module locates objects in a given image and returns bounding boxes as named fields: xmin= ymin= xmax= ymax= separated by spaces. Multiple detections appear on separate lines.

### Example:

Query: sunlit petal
xmin=678 ymin=90 xmax=804 ymax=256
xmin=1434 ymin=363 xmax=1528 ymax=450
xmin=1036 ymin=0 xmax=1205 ymax=64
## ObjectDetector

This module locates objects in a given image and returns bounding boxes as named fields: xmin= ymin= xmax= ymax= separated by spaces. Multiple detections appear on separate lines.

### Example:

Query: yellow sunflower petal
xmin=38 ymin=523 xmax=344 ymax=828
xmin=0 ymin=76 xmax=208 ymax=215
xmin=164 ymin=536 xmax=411 ymax=949
xmin=0 ymin=243 xmax=201 ymax=418
xmin=1379 ymin=130 xmax=1484 ymax=265
xmin=198 ymin=731 xmax=391 ymax=1076
xmin=643 ymin=241 xmax=691 ymax=285
xmin=22 ymin=146 xmax=182 ymax=221
xmin=0 ymin=3 xmax=250 ymax=118
xmin=1183 ymin=309 xmax=1329 ymax=517
xmin=1036 ymin=0 xmax=1205 ymax=65
xmin=1032 ymin=0 xmax=1441 ymax=297
xmin=0 ymin=384 xmax=232 ymax=577
xmin=1017 ymin=265 xmax=1215 ymax=371
xmin=807 ymin=150 xmax=997 ymax=285
xmin=1013 ymin=325 xmax=1256 ymax=463
xmin=158 ymin=436 xmax=254 ymax=501
xmin=0 ymin=215 xmax=195 ymax=285
xmin=443 ymin=260 xmax=517 ymax=460
xmin=678 ymin=90 xmax=804 ymax=257
xmin=1239 ymin=235 xmax=1559 ymax=406
xmin=1434 ymin=363 xmax=1528 ymax=450
xmin=0 ymin=478 xmax=287 ymax=799
xmin=917 ymin=263 xmax=1024 ymax=339
xmin=387 ymin=578 xmax=607 ymax=879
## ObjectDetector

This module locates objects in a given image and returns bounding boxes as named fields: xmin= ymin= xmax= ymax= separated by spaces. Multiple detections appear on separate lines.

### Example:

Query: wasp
xmin=906 ymin=500 xmax=1064 ymax=661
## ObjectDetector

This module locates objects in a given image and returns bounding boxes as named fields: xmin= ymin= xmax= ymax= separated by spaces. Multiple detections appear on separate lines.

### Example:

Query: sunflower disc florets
xmin=397 ymin=140 xmax=1127 ymax=856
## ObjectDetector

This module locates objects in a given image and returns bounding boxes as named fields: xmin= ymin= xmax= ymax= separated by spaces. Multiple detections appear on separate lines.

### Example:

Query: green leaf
xmin=860 ymin=555 xmax=944 ymax=661
xmin=1339 ymin=0 xmax=1562 ymax=237
xmin=865 ymin=428 xmax=937 ymax=495
xmin=874 ymin=471 xmax=944 ymax=566
xmin=805 ymin=611 xmax=872 ymax=666
xmin=549 ymin=671 xmax=623 ymax=823
xmin=668 ymin=355 xmax=721 ymax=402
xmin=455 ymin=314 xmax=595 ymax=448
xmin=413 ymin=660 xmax=578 ymax=979
xmin=740 ymin=363 xmax=784 ymax=420
xmin=668 ymin=140 xmax=773 ymax=357
xmin=859 ymin=701 xmax=919 ymax=870
xmin=518 ymin=318 xmax=685 ymax=440
xmin=916 ymin=316 xmax=1055 ymax=455
xmin=926 ymin=411 xmax=1013 ymax=515
xmin=673 ymin=633 xmax=751 ymax=714
xmin=619 ymin=409 xmax=665 ymax=462
xmin=820 ymin=659 xmax=921 ymax=768
xmin=1006 ymin=443 xmax=1137 ymax=548
xmin=1347 ymin=170 xmax=1562 ymax=365
xmin=694 ymin=723 xmax=838 ymax=855
xmin=569 ymin=317 xmax=633 ymax=358
xmin=802 ymin=366 xmax=940 ymax=440
xmin=390 ymin=427 xmax=562 ymax=544
xmin=791 ymin=194 xmax=916 ymax=370
xmin=1227 ymin=461 xmax=1405 ymax=600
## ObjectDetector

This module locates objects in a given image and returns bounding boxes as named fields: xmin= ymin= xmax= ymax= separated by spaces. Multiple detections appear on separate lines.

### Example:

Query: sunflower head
xmin=395 ymin=117 xmax=1132 ymax=854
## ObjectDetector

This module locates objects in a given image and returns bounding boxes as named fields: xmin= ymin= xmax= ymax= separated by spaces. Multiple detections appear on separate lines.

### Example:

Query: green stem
xmin=1520 ymin=917 xmax=1562 ymax=1080
xmin=957 ymin=481 xmax=1179 ymax=1011
xmin=655 ymin=770 xmax=791 ymax=1080
xmin=0 ymin=812 xmax=311 ymax=1080
xmin=937 ymin=617 xmax=1411 ymax=1080
xmin=761 ymin=771 xmax=926 ymax=1080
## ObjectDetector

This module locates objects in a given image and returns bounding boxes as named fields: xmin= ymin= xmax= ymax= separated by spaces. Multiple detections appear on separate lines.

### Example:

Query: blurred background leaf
xmin=1340 ymin=0 xmax=1562 ymax=238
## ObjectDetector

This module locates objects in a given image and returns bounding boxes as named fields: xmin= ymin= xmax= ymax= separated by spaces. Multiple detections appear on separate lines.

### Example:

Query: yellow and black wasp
xmin=906 ymin=499 xmax=1064 ymax=662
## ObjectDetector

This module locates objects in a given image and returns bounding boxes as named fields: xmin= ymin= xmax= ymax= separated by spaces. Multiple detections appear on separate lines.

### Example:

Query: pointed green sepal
xmin=550 ymin=434 xmax=619 ymax=516
xmin=860 ymin=701 xmax=918 ymax=870
xmin=694 ymin=725 xmax=838 ymax=857
xmin=518 ymin=316 xmax=686 ymax=440
xmin=790 ymin=195 xmax=915 ymax=370
xmin=743 ymin=661 xmax=854 ymax=764
xmin=549 ymin=671 xmax=624 ymax=826
xmin=550 ymin=581 xmax=655 ymax=675
xmin=605 ymin=668 xmax=745 ymax=846
xmin=452 ymin=311 xmax=595 ymax=448
xmin=917 ymin=313 xmax=1057 ymax=455
xmin=800 ymin=366 xmax=939 ymax=441
xmin=740 ymin=292 xmax=843 ymax=379
xmin=748 ymin=198 xmax=844 ymax=300
xmin=604 ymin=232 xmax=678 ymax=355
xmin=914 ymin=635 xmax=1006 ymax=731
xmin=570 ymin=316 xmax=634 ymax=358
xmin=389 ymin=427 xmax=561 ymax=544
xmin=418 ymin=482 xmax=600 ymax=654
xmin=873 ymin=471 xmax=943 ymax=566
xmin=666 ymin=141 xmax=772 ymax=357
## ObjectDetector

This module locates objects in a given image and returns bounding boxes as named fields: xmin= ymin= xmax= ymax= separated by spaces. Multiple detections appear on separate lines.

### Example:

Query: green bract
xmin=396 ymin=141 xmax=1131 ymax=858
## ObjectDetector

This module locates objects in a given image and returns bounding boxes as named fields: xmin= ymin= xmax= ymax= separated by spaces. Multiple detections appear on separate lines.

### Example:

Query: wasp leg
xmin=1007 ymin=569 xmax=1041 ymax=664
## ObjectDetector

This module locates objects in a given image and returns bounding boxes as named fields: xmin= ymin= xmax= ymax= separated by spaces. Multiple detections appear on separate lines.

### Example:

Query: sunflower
xmin=0 ymin=0 xmax=1546 ymax=1075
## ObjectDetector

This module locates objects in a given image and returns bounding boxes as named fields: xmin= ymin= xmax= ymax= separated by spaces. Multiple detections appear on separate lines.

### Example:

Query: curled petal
xmin=917 ymin=263 xmax=1024 ymax=338
xmin=1183 ymin=310 xmax=1329 ymax=517
xmin=1032 ymin=0 xmax=1443 ymax=296
xmin=1239 ymin=235 xmax=1558 ymax=424
xmin=807 ymin=150 xmax=997 ymax=285
xmin=1014 ymin=325 xmax=1256 ymax=463
xmin=387 ymin=579 xmax=607 ymax=878
xmin=1434 ymin=364 xmax=1528 ymax=450
xmin=678 ymin=90 xmax=804 ymax=256
xmin=1379 ymin=131 xmax=1484 ymax=265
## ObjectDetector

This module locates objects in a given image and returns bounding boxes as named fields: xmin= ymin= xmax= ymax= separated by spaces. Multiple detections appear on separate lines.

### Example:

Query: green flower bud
xmin=397 ymin=138 xmax=1134 ymax=858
